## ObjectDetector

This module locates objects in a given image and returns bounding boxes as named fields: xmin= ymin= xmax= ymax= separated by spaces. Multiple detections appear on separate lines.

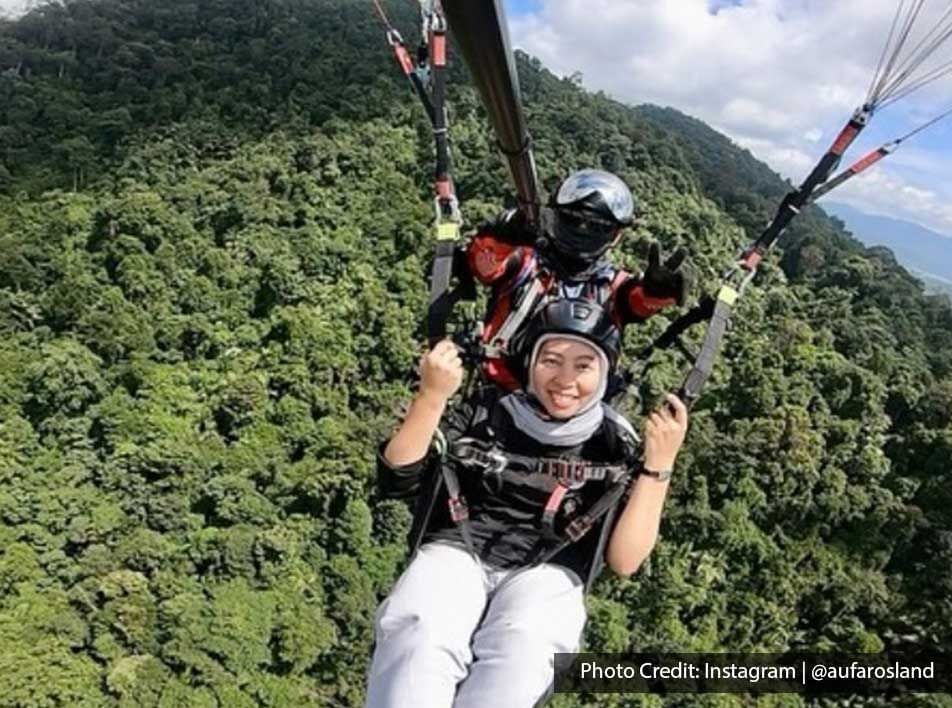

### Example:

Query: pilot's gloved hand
xmin=491 ymin=208 xmax=539 ymax=246
xmin=622 ymin=242 xmax=690 ymax=320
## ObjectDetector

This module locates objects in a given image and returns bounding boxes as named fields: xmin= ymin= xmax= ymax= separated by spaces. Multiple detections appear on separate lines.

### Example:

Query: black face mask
xmin=538 ymin=240 xmax=609 ymax=281
xmin=551 ymin=208 xmax=618 ymax=259
xmin=540 ymin=207 xmax=617 ymax=278
xmin=542 ymin=208 xmax=619 ymax=263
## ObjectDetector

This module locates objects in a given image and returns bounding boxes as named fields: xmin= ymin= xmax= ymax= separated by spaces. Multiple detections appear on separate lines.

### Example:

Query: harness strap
xmin=678 ymin=284 xmax=738 ymax=407
xmin=446 ymin=437 xmax=631 ymax=548
xmin=449 ymin=439 xmax=628 ymax=485
xmin=441 ymin=465 xmax=477 ymax=552
xmin=425 ymin=6 xmax=465 ymax=345
xmin=534 ymin=474 xmax=633 ymax=564
xmin=433 ymin=432 xmax=478 ymax=555
xmin=483 ymin=275 xmax=545 ymax=358
xmin=541 ymin=482 xmax=570 ymax=537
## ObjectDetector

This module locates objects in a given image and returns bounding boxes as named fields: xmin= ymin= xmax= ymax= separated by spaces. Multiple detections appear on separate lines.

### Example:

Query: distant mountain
xmin=823 ymin=201 xmax=952 ymax=294
xmin=916 ymin=272 xmax=952 ymax=298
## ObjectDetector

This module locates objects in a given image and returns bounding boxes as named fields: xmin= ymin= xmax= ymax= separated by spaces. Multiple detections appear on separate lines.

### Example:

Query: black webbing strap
xmin=534 ymin=473 xmax=634 ymax=565
xmin=541 ymin=482 xmax=570 ymax=539
xmin=678 ymin=285 xmax=737 ymax=407
xmin=447 ymin=437 xmax=631 ymax=552
xmin=424 ymin=11 xmax=463 ymax=346
xmin=749 ymin=107 xmax=870 ymax=258
xmin=428 ymin=237 xmax=458 ymax=345
xmin=634 ymin=295 xmax=715 ymax=361
xmin=448 ymin=439 xmax=628 ymax=487
xmin=430 ymin=26 xmax=451 ymax=196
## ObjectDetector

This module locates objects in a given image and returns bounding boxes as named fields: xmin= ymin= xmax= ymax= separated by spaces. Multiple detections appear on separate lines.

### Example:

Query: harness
xmin=482 ymin=272 xmax=548 ymax=359
xmin=430 ymin=397 xmax=639 ymax=571
xmin=481 ymin=260 xmax=628 ymax=363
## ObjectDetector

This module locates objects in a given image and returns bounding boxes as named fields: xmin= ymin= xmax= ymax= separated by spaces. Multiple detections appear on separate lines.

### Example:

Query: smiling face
xmin=529 ymin=337 xmax=604 ymax=419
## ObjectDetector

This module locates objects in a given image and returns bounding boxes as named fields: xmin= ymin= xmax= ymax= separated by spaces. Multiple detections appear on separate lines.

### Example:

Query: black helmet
xmin=546 ymin=169 xmax=637 ymax=263
xmin=509 ymin=298 xmax=621 ymax=384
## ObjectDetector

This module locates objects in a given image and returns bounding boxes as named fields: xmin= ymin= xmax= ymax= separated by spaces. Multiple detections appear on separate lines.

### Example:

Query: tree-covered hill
xmin=1 ymin=1 xmax=950 ymax=706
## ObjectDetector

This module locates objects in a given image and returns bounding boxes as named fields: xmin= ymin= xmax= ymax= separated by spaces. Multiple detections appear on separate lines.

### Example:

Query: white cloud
xmin=831 ymin=168 xmax=952 ymax=238
xmin=509 ymin=0 xmax=952 ymax=235
xmin=732 ymin=135 xmax=815 ymax=178
xmin=0 ymin=0 xmax=31 ymax=18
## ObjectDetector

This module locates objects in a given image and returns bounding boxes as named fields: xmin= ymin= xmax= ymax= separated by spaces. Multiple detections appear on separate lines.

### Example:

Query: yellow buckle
xmin=718 ymin=284 xmax=739 ymax=305
xmin=435 ymin=222 xmax=460 ymax=241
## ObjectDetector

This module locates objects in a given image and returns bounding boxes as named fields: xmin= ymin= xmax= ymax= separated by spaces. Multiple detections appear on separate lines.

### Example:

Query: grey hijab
xmin=499 ymin=392 xmax=605 ymax=446
xmin=499 ymin=333 xmax=610 ymax=446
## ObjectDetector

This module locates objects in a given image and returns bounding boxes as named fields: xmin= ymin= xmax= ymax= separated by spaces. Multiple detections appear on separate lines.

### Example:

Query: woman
xmin=366 ymin=299 xmax=688 ymax=708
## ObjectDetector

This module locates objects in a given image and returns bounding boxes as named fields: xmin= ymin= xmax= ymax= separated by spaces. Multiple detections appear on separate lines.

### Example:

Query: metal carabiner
xmin=721 ymin=252 xmax=758 ymax=295
xmin=386 ymin=28 xmax=404 ymax=47
xmin=484 ymin=449 xmax=508 ymax=476
xmin=432 ymin=427 xmax=448 ymax=459
xmin=737 ymin=266 xmax=758 ymax=295
xmin=419 ymin=0 xmax=446 ymax=34
xmin=430 ymin=13 xmax=447 ymax=34
xmin=433 ymin=195 xmax=462 ymax=225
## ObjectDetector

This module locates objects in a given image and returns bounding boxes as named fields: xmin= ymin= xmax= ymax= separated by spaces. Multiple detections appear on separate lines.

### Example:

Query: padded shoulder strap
xmin=601 ymin=405 xmax=642 ymax=464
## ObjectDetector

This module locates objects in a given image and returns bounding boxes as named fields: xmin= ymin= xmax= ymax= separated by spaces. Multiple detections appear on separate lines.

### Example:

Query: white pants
xmin=365 ymin=541 xmax=587 ymax=708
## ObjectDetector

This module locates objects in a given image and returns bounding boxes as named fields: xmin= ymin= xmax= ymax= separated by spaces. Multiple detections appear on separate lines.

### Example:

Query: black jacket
xmin=377 ymin=385 xmax=640 ymax=592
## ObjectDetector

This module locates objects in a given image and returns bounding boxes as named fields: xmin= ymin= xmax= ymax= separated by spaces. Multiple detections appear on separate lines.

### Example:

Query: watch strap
xmin=641 ymin=465 xmax=672 ymax=481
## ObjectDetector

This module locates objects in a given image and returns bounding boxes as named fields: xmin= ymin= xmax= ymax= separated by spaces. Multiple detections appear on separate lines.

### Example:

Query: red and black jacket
xmin=464 ymin=222 xmax=675 ymax=391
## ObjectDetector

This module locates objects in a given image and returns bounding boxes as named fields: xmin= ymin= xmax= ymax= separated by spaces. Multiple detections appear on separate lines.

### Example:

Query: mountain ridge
xmin=824 ymin=200 xmax=952 ymax=291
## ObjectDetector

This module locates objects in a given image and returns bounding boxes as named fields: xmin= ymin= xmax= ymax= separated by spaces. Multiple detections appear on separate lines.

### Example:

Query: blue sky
xmin=507 ymin=0 xmax=543 ymax=16
xmin=708 ymin=0 xmax=746 ymax=12
xmin=502 ymin=0 xmax=952 ymax=236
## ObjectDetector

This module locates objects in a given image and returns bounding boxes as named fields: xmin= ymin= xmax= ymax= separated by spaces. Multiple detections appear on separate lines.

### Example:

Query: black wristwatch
xmin=641 ymin=465 xmax=672 ymax=481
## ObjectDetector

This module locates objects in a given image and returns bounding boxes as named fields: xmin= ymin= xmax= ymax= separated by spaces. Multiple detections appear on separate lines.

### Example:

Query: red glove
xmin=466 ymin=210 xmax=537 ymax=285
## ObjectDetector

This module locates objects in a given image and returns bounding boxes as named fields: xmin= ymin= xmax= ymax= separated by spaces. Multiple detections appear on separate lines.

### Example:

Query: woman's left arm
xmin=605 ymin=394 xmax=688 ymax=577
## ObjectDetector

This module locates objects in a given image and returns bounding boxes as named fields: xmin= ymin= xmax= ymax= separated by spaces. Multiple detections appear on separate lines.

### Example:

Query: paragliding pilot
xmin=462 ymin=168 xmax=690 ymax=393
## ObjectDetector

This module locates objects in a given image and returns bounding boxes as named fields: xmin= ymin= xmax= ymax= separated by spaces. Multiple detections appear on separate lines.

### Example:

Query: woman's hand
xmin=643 ymin=393 xmax=688 ymax=472
xmin=419 ymin=339 xmax=464 ymax=406
xmin=607 ymin=393 xmax=687 ymax=576
xmin=383 ymin=339 xmax=464 ymax=467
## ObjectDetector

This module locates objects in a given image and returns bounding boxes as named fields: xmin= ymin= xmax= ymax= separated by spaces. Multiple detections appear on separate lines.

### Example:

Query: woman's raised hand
xmin=419 ymin=339 xmax=465 ymax=405
xmin=643 ymin=393 xmax=689 ymax=472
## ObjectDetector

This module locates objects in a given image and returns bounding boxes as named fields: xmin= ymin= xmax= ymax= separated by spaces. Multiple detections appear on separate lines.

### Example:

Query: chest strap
xmin=448 ymin=437 xmax=630 ymax=542
xmin=449 ymin=438 xmax=629 ymax=487
xmin=534 ymin=473 xmax=634 ymax=564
